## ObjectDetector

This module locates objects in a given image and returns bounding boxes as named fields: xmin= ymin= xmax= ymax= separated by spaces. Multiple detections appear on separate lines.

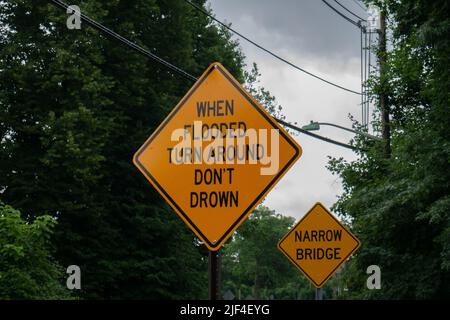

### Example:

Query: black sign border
xmin=277 ymin=202 xmax=361 ymax=287
xmin=135 ymin=63 xmax=300 ymax=249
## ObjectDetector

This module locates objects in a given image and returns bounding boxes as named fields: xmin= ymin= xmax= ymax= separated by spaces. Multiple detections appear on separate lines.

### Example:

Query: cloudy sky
xmin=208 ymin=0 xmax=370 ymax=219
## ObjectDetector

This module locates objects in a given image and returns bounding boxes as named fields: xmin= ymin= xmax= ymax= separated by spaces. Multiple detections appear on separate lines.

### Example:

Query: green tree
xmin=328 ymin=0 xmax=450 ymax=299
xmin=244 ymin=63 xmax=286 ymax=122
xmin=0 ymin=202 xmax=70 ymax=299
xmin=0 ymin=0 xmax=245 ymax=299
xmin=221 ymin=206 xmax=315 ymax=300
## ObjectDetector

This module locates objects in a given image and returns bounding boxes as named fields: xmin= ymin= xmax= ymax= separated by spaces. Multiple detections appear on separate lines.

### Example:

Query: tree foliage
xmin=328 ymin=0 xmax=450 ymax=299
xmin=0 ymin=202 xmax=70 ymax=299
xmin=221 ymin=206 xmax=316 ymax=300
xmin=0 ymin=0 xmax=246 ymax=299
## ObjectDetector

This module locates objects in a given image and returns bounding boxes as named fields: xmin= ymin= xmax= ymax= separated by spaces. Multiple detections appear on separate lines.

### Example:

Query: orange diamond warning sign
xmin=278 ymin=202 xmax=361 ymax=288
xmin=133 ymin=62 xmax=302 ymax=251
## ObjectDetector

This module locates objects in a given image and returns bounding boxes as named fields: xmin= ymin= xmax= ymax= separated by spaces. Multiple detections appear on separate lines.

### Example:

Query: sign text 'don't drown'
xmin=133 ymin=62 xmax=302 ymax=251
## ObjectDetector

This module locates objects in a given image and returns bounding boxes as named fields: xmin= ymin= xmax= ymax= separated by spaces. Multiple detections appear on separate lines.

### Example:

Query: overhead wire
xmin=333 ymin=0 xmax=366 ymax=21
xmin=184 ymin=0 xmax=361 ymax=95
xmin=352 ymin=0 xmax=367 ymax=12
xmin=48 ymin=0 xmax=363 ymax=151
xmin=50 ymin=0 xmax=197 ymax=82
xmin=322 ymin=0 xmax=373 ymax=128
xmin=366 ymin=31 xmax=370 ymax=126
xmin=322 ymin=0 xmax=371 ymax=128
xmin=367 ymin=30 xmax=372 ymax=126
xmin=364 ymin=29 xmax=368 ymax=128
xmin=360 ymin=26 xmax=364 ymax=125
xmin=321 ymin=0 xmax=361 ymax=28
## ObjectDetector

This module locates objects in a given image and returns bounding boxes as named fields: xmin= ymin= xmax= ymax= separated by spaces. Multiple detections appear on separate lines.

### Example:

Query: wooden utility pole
xmin=378 ymin=9 xmax=391 ymax=157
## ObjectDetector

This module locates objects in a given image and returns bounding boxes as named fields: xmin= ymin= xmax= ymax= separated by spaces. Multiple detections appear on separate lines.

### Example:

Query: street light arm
xmin=273 ymin=118 xmax=363 ymax=151
xmin=317 ymin=122 xmax=383 ymax=141
xmin=317 ymin=122 xmax=361 ymax=135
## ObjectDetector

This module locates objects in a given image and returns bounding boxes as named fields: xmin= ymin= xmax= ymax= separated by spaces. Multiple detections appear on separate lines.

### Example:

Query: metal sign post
xmin=315 ymin=287 xmax=323 ymax=300
xmin=208 ymin=250 xmax=220 ymax=300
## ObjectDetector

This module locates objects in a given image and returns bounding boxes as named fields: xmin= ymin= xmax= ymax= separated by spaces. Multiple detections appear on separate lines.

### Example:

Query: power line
xmin=184 ymin=0 xmax=361 ymax=95
xmin=321 ymin=0 xmax=372 ymax=129
xmin=50 ymin=0 xmax=197 ymax=82
xmin=360 ymin=26 xmax=364 ymax=125
xmin=367 ymin=30 xmax=373 ymax=127
xmin=333 ymin=0 xmax=366 ymax=21
xmin=352 ymin=0 xmax=367 ymax=12
xmin=321 ymin=0 xmax=361 ymax=28
xmin=48 ymin=0 xmax=361 ymax=152
xmin=364 ymin=28 xmax=368 ymax=127
xmin=364 ymin=29 xmax=369 ymax=126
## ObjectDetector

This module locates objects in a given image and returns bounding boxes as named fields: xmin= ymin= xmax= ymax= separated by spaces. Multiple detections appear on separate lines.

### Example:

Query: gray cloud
xmin=209 ymin=0 xmax=367 ymax=60
xmin=208 ymin=0 xmax=371 ymax=218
